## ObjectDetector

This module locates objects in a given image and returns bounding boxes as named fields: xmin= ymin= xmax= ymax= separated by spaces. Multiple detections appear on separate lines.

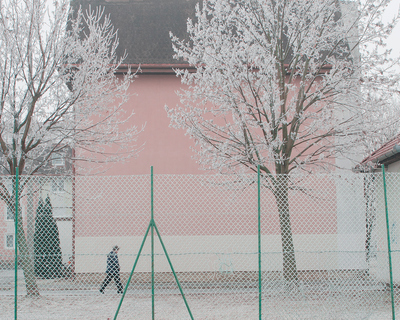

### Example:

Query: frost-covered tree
xmin=167 ymin=0 xmax=399 ymax=282
xmin=0 ymin=0 xmax=141 ymax=295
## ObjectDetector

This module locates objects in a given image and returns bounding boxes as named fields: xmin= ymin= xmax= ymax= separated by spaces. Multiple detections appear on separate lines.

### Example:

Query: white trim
xmin=52 ymin=206 xmax=73 ymax=218
xmin=51 ymin=153 xmax=65 ymax=167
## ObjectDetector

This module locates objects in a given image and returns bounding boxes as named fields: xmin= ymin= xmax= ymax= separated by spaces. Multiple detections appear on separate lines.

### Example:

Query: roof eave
xmin=375 ymin=145 xmax=400 ymax=165
xmin=117 ymin=63 xmax=195 ymax=75
xmin=115 ymin=63 xmax=333 ymax=75
xmin=354 ymin=145 xmax=400 ymax=172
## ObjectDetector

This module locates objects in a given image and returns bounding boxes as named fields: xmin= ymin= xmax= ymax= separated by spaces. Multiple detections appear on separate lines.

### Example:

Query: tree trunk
xmin=274 ymin=176 xmax=298 ymax=283
xmin=16 ymin=215 xmax=40 ymax=296
xmin=11 ymin=182 xmax=39 ymax=296
xmin=364 ymin=174 xmax=376 ymax=263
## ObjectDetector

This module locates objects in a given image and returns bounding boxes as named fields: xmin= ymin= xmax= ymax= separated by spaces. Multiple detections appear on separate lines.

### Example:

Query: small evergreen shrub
xmin=34 ymin=197 xmax=64 ymax=279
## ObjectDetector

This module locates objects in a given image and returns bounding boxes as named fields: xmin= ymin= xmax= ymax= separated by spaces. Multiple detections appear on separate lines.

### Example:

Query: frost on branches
xmin=167 ymin=0 xmax=400 ymax=282
xmin=0 ymin=0 xmax=141 ymax=295
xmin=0 ymin=0 xmax=142 ymax=177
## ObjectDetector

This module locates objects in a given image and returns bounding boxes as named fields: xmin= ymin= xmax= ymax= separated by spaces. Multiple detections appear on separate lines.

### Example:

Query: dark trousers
xmin=100 ymin=272 xmax=124 ymax=293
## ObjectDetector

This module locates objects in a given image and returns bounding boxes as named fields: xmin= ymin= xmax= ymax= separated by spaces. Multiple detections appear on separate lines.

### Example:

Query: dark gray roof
xmin=71 ymin=0 xmax=198 ymax=65
xmin=70 ymin=1 xmax=351 ymax=71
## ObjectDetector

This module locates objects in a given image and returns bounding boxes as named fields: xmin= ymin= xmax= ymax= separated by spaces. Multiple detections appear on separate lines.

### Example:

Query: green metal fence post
xmin=151 ymin=166 xmax=155 ymax=320
xmin=114 ymin=222 xmax=152 ymax=320
xmin=14 ymin=167 xmax=19 ymax=320
xmin=382 ymin=165 xmax=395 ymax=320
xmin=115 ymin=166 xmax=193 ymax=320
xmin=258 ymin=165 xmax=262 ymax=320
xmin=153 ymin=223 xmax=194 ymax=320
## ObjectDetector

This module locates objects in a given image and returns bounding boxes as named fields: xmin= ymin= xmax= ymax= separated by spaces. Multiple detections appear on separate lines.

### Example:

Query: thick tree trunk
xmin=16 ymin=217 xmax=40 ymax=296
xmin=10 ymin=184 xmax=39 ymax=296
xmin=364 ymin=175 xmax=376 ymax=263
xmin=274 ymin=176 xmax=298 ymax=283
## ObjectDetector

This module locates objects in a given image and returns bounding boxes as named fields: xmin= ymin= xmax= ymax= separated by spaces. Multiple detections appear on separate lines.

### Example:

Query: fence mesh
xmin=0 ymin=171 xmax=398 ymax=319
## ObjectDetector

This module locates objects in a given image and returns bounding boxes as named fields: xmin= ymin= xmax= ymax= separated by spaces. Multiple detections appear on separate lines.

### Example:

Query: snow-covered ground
xmin=0 ymin=291 xmax=397 ymax=320
xmin=0 ymin=270 xmax=398 ymax=319
xmin=2 ymin=293 xmax=259 ymax=320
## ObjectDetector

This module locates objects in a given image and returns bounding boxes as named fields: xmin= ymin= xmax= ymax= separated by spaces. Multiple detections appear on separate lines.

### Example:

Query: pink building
xmin=0 ymin=1 xmax=368 ymax=279
xmin=0 ymin=0 xmax=204 ymax=272
xmin=72 ymin=0 xmax=203 ymax=176
xmin=68 ymin=0 xmax=364 ymax=276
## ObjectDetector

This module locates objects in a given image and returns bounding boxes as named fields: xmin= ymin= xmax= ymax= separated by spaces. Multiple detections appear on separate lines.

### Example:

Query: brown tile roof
xmin=71 ymin=0 xmax=198 ymax=65
xmin=358 ymin=135 xmax=400 ymax=169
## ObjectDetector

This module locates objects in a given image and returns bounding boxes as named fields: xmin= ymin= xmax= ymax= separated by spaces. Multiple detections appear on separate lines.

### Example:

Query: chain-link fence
xmin=0 ymin=170 xmax=399 ymax=319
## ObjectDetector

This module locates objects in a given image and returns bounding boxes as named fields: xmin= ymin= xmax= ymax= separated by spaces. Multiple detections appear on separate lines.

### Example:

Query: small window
xmin=5 ymin=234 xmax=14 ymax=249
xmin=52 ymin=178 xmax=65 ymax=193
xmin=51 ymin=153 xmax=64 ymax=166
xmin=5 ymin=205 xmax=14 ymax=221
xmin=5 ymin=206 xmax=22 ymax=221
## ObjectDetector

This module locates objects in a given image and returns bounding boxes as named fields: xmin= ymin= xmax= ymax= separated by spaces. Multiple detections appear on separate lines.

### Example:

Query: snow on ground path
xmin=0 ymin=291 xmax=397 ymax=319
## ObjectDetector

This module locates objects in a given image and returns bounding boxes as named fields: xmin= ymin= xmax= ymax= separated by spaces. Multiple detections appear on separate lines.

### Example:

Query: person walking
xmin=100 ymin=245 xmax=124 ymax=294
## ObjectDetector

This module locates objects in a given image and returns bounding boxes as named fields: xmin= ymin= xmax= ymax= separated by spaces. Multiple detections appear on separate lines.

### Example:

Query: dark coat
xmin=106 ymin=251 xmax=120 ymax=274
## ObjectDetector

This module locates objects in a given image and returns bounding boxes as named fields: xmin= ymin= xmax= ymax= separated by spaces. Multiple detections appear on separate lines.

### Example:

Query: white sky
xmin=382 ymin=0 xmax=400 ymax=58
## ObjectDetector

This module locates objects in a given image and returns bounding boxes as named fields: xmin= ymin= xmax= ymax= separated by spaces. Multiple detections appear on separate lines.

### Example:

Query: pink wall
xmin=76 ymin=72 xmax=335 ymax=176
xmin=91 ymin=74 xmax=203 ymax=176
xmin=74 ymin=174 xmax=337 ymax=238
